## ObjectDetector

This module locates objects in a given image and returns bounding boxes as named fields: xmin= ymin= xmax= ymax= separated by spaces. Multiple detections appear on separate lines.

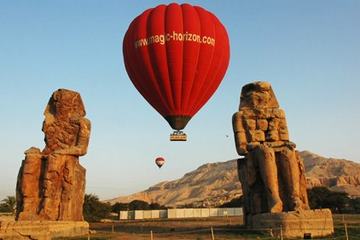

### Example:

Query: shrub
xmin=0 ymin=196 xmax=16 ymax=213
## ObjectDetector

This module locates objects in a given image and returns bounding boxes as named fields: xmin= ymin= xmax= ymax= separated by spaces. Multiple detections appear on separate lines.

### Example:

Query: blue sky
xmin=0 ymin=0 xmax=359 ymax=200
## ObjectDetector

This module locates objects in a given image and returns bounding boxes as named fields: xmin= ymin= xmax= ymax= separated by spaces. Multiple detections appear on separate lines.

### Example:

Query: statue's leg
xmin=254 ymin=145 xmax=283 ymax=213
xmin=247 ymin=153 xmax=266 ymax=214
xmin=237 ymin=158 xmax=250 ymax=224
xmin=278 ymin=147 xmax=302 ymax=211
xmin=40 ymin=154 xmax=65 ymax=220
xmin=58 ymin=156 xmax=86 ymax=221
xmin=58 ymin=156 xmax=73 ymax=220
xmin=73 ymin=161 xmax=86 ymax=220
xmin=296 ymin=151 xmax=310 ymax=209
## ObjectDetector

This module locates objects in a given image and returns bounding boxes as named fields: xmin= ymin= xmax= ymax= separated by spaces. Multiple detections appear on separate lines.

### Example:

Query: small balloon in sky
xmin=155 ymin=157 xmax=165 ymax=168
xmin=123 ymin=2 xmax=230 ymax=141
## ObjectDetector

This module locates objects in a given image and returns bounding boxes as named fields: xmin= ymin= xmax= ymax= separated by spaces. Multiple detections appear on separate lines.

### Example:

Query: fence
xmin=89 ymin=220 xmax=360 ymax=240
xmin=119 ymin=207 xmax=243 ymax=220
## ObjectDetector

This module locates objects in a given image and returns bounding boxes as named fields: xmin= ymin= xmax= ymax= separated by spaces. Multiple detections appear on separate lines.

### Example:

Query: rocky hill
xmin=107 ymin=151 xmax=360 ymax=207
xmin=302 ymin=151 xmax=360 ymax=196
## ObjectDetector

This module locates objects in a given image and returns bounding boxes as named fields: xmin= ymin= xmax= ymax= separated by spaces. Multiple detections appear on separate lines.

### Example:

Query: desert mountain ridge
xmin=107 ymin=151 xmax=360 ymax=207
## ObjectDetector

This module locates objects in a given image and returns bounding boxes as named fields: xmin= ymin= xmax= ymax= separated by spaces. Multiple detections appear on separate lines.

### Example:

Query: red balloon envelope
xmin=155 ymin=157 xmax=165 ymax=168
xmin=123 ymin=3 xmax=230 ymax=131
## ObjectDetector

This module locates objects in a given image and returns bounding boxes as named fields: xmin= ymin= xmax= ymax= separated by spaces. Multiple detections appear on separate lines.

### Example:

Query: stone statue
xmin=232 ymin=81 xmax=309 ymax=223
xmin=16 ymin=89 xmax=91 ymax=221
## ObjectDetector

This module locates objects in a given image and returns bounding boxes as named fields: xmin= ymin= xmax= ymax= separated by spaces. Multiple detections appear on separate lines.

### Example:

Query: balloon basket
xmin=170 ymin=131 xmax=187 ymax=141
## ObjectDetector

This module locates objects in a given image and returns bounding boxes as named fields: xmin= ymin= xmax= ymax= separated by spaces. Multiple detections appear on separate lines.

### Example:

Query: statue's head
xmin=45 ymin=89 xmax=85 ymax=120
xmin=239 ymin=81 xmax=279 ymax=109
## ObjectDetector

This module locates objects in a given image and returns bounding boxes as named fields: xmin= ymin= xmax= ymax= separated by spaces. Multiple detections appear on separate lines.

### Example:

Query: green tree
xmin=308 ymin=187 xmax=351 ymax=213
xmin=111 ymin=202 xmax=129 ymax=213
xmin=149 ymin=202 xmax=166 ymax=210
xmin=219 ymin=196 xmax=244 ymax=208
xmin=350 ymin=198 xmax=360 ymax=213
xmin=128 ymin=200 xmax=150 ymax=210
xmin=111 ymin=201 xmax=165 ymax=212
xmin=0 ymin=196 xmax=16 ymax=213
xmin=83 ymin=194 xmax=111 ymax=222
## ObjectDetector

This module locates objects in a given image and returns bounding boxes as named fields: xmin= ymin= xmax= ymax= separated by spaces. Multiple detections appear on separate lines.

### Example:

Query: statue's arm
xmin=232 ymin=112 xmax=248 ymax=156
xmin=53 ymin=118 xmax=91 ymax=156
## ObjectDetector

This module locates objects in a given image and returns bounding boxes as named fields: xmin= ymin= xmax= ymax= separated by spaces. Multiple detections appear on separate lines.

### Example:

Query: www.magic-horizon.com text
xmin=134 ymin=31 xmax=216 ymax=48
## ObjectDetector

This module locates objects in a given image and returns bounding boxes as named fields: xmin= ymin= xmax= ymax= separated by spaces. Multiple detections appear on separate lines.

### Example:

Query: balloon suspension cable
xmin=170 ymin=130 xmax=187 ymax=141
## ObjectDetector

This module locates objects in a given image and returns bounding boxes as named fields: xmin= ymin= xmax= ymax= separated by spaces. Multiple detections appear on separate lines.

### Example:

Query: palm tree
xmin=83 ymin=193 xmax=111 ymax=222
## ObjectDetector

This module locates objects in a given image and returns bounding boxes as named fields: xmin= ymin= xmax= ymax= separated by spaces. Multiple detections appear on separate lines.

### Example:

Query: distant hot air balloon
xmin=155 ymin=157 xmax=165 ymax=168
xmin=123 ymin=3 xmax=230 ymax=141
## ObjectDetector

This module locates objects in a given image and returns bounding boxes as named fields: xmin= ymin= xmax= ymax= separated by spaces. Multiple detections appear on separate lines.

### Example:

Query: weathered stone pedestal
xmin=250 ymin=209 xmax=334 ymax=238
xmin=0 ymin=221 xmax=89 ymax=240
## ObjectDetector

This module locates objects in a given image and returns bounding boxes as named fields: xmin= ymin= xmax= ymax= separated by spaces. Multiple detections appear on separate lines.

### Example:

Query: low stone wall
xmin=0 ymin=221 xmax=89 ymax=240
xmin=120 ymin=208 xmax=243 ymax=220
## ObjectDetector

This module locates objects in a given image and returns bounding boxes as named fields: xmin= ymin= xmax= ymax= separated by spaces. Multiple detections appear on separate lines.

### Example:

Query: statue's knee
xmin=278 ymin=147 xmax=297 ymax=164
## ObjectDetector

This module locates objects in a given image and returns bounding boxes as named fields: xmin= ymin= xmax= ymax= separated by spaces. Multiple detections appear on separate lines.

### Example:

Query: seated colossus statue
xmin=232 ymin=81 xmax=309 ymax=223
xmin=16 ymin=89 xmax=91 ymax=221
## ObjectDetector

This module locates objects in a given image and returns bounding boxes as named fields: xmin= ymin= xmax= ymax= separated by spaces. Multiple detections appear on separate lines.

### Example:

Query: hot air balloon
xmin=123 ymin=3 xmax=230 ymax=141
xmin=155 ymin=157 xmax=165 ymax=168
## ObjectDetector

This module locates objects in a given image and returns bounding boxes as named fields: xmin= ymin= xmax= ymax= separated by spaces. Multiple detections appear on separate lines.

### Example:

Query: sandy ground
xmin=84 ymin=215 xmax=360 ymax=240
xmin=87 ymin=217 xmax=267 ymax=240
